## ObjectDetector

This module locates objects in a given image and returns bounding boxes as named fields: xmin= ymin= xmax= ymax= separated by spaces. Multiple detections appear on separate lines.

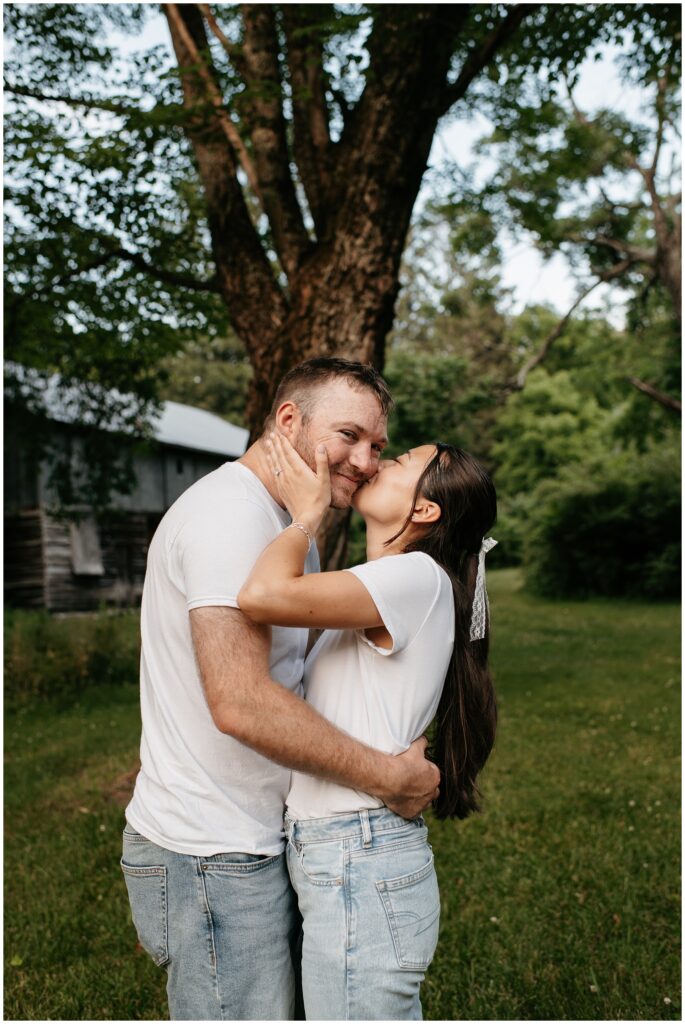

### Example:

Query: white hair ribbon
xmin=469 ymin=537 xmax=498 ymax=641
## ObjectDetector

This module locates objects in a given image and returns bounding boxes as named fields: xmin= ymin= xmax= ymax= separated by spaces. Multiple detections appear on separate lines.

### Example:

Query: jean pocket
xmin=120 ymin=861 xmax=169 ymax=967
xmin=290 ymin=840 xmax=344 ymax=887
xmin=122 ymin=824 xmax=149 ymax=844
xmin=200 ymin=852 xmax=282 ymax=876
xmin=376 ymin=854 xmax=440 ymax=970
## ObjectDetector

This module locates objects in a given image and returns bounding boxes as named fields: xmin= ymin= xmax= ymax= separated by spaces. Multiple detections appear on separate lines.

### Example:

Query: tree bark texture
xmin=163 ymin=3 xmax=537 ymax=439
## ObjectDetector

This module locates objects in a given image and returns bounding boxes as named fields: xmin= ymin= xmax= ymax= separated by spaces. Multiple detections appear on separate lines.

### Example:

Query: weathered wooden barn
xmin=5 ymin=372 xmax=249 ymax=611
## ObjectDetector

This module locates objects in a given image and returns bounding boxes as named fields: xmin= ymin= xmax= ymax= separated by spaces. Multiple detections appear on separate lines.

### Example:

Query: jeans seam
xmin=199 ymin=853 xmax=282 ymax=875
xmin=344 ymin=837 xmax=351 ymax=1021
xmin=196 ymin=858 xmax=224 ymax=1019
xmin=290 ymin=821 xmax=423 ymax=846
xmin=349 ymin=835 xmax=428 ymax=862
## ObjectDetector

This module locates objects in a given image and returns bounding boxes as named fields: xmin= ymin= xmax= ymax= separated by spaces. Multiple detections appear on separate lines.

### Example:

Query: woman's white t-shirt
xmin=286 ymin=550 xmax=455 ymax=819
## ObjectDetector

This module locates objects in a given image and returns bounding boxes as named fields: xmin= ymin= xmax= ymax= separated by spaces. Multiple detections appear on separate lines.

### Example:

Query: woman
xmin=238 ymin=434 xmax=497 ymax=1021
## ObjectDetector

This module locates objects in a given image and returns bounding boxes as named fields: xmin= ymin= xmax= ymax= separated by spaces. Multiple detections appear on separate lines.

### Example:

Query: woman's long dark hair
xmin=386 ymin=444 xmax=498 ymax=820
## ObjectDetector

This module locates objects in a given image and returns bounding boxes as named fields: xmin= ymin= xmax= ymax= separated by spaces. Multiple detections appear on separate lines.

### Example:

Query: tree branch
xmin=628 ymin=377 xmax=682 ymax=414
xmin=567 ymin=73 xmax=681 ymax=316
xmin=567 ymin=233 xmax=656 ymax=264
xmin=234 ymin=5 xmax=312 ymax=277
xmin=508 ymin=258 xmax=636 ymax=392
xmin=163 ymin=2 xmax=289 ymax=359
xmin=4 ymin=83 xmax=180 ymax=121
xmin=650 ymin=70 xmax=669 ymax=177
xmin=5 ymin=252 xmax=121 ymax=323
xmin=437 ymin=4 xmax=540 ymax=117
xmin=165 ymin=3 xmax=263 ymax=203
xmin=282 ymin=4 xmax=334 ymax=237
xmin=196 ymin=3 xmax=247 ymax=75
xmin=105 ymin=243 xmax=221 ymax=292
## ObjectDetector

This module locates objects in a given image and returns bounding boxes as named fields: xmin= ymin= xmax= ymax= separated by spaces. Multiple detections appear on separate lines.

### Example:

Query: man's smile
xmin=333 ymin=470 xmax=365 ymax=486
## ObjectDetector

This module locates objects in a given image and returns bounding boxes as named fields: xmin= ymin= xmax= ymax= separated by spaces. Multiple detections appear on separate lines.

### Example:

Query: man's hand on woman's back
xmin=382 ymin=736 xmax=440 ymax=820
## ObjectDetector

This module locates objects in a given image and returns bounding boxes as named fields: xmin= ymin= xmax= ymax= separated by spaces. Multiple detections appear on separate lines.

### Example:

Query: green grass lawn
xmin=4 ymin=570 xmax=681 ymax=1020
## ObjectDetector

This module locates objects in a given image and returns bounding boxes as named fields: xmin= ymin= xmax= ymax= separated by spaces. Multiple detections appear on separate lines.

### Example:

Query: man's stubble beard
xmin=293 ymin=429 xmax=362 ymax=511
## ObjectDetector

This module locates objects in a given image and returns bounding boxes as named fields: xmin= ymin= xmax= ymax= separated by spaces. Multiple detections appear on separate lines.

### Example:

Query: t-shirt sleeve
xmin=170 ymin=499 xmax=279 ymax=610
xmin=345 ymin=552 xmax=445 ymax=655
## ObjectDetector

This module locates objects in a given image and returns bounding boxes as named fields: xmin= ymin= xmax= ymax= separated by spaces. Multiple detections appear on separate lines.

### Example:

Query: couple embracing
xmin=122 ymin=358 xmax=497 ymax=1021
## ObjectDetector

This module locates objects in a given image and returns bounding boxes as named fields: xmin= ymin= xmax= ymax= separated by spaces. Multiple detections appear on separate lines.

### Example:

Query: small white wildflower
xmin=627 ymin=825 xmax=634 ymax=832
xmin=664 ymin=997 xmax=672 ymax=1005
xmin=655 ymin=800 xmax=661 ymax=806
xmin=590 ymin=984 xmax=598 ymax=993
xmin=99 ymin=824 xmax=106 ymax=832
xmin=628 ymin=800 xmax=636 ymax=807
xmin=489 ymin=916 xmax=499 ymax=923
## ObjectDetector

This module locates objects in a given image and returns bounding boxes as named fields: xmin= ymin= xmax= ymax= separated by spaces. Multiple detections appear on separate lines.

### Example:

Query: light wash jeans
xmin=285 ymin=807 xmax=440 ymax=1020
xmin=120 ymin=823 xmax=300 ymax=1020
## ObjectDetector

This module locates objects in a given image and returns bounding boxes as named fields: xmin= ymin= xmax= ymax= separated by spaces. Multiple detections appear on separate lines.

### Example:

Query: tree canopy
xmin=6 ymin=3 xmax=679 ymax=432
xmin=4 ymin=3 xmax=681 ymax=584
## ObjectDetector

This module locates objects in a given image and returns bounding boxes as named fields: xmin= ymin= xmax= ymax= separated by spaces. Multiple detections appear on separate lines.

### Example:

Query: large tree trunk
xmin=164 ymin=3 xmax=534 ymax=433
xmin=163 ymin=2 xmax=536 ymax=561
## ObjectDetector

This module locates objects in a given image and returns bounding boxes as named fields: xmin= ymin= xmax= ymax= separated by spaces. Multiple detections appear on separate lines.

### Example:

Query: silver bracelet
xmin=285 ymin=521 xmax=313 ymax=551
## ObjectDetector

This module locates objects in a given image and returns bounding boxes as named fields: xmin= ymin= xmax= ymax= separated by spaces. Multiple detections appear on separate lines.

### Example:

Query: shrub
xmin=523 ymin=441 xmax=681 ymax=599
xmin=487 ymin=492 xmax=534 ymax=568
xmin=4 ymin=608 xmax=140 ymax=706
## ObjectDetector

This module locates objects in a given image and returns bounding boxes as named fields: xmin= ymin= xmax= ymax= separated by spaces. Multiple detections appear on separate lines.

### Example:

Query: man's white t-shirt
xmin=126 ymin=461 xmax=319 ymax=856
xmin=286 ymin=551 xmax=455 ymax=819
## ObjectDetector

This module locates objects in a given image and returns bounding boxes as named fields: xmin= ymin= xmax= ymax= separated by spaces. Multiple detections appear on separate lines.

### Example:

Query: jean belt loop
xmin=360 ymin=808 xmax=372 ymax=848
xmin=283 ymin=814 xmax=294 ymax=844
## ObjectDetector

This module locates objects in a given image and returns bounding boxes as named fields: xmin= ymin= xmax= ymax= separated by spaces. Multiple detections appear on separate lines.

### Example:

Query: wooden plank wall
xmin=5 ymin=510 xmax=162 ymax=612
xmin=4 ymin=510 xmax=46 ymax=607
xmin=43 ymin=513 xmax=156 ymax=612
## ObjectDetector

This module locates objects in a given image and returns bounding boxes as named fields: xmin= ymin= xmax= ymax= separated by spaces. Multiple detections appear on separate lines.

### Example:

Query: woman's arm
xmin=237 ymin=433 xmax=383 ymax=630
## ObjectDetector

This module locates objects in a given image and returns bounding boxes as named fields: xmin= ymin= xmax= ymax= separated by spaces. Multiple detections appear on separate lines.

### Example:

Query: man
xmin=121 ymin=358 xmax=440 ymax=1020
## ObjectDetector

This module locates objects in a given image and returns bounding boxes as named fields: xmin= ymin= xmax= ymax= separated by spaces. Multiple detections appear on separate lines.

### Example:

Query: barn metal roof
xmin=5 ymin=363 xmax=249 ymax=458
xmin=152 ymin=401 xmax=249 ymax=457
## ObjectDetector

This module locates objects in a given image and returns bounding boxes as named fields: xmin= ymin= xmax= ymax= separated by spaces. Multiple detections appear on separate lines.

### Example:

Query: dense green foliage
xmin=523 ymin=440 xmax=681 ymax=599
xmin=3 ymin=3 xmax=680 ymax=594
xmin=4 ymin=575 xmax=680 ymax=1020
xmin=4 ymin=607 xmax=140 ymax=706
xmin=4 ymin=4 xmax=680 ymax=498
xmin=159 ymin=332 xmax=252 ymax=428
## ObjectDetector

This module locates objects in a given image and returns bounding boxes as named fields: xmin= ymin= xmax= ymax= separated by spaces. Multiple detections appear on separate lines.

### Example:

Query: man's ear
xmin=274 ymin=401 xmax=301 ymax=437
xmin=411 ymin=500 xmax=442 ymax=525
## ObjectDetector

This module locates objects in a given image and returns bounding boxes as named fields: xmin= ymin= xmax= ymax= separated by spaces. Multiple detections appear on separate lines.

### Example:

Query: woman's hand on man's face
xmin=266 ymin=431 xmax=331 ymax=531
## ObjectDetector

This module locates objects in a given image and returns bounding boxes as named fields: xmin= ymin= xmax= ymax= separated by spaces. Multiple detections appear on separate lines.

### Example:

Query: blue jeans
xmin=120 ymin=824 xmax=300 ymax=1020
xmin=285 ymin=807 xmax=440 ymax=1020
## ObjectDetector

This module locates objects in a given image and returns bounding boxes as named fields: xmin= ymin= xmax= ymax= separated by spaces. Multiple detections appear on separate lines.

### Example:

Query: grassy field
xmin=4 ymin=570 xmax=681 ymax=1020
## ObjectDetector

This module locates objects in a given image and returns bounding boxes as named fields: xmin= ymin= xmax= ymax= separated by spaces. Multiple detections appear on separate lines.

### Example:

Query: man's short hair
xmin=264 ymin=357 xmax=393 ymax=429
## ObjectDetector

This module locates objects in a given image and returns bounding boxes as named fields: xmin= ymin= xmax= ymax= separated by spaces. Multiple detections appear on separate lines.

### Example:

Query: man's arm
xmin=189 ymin=605 xmax=439 ymax=819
